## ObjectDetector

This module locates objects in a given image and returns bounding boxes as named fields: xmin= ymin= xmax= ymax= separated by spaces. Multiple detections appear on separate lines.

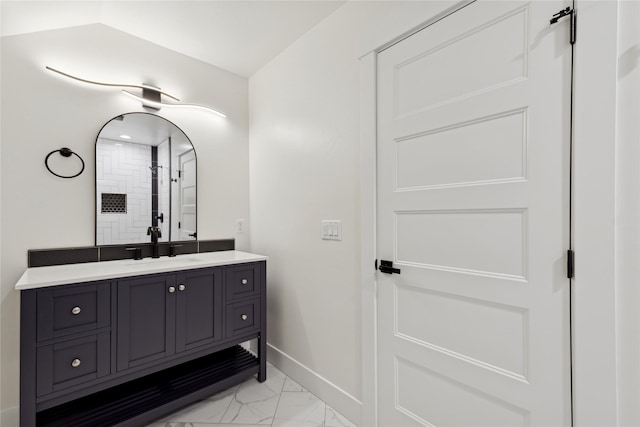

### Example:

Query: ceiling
xmin=0 ymin=1 xmax=347 ymax=77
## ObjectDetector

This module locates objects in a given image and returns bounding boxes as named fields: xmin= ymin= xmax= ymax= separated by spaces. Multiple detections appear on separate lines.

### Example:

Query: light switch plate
xmin=322 ymin=220 xmax=342 ymax=241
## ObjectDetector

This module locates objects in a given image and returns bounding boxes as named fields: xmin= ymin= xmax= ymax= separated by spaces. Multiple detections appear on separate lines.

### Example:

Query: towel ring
xmin=45 ymin=147 xmax=85 ymax=179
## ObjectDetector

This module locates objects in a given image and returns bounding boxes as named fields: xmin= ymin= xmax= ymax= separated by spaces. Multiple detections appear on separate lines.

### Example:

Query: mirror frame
xmin=94 ymin=112 xmax=198 ymax=246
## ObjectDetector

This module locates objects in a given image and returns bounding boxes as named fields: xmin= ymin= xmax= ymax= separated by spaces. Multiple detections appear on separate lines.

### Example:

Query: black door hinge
xmin=378 ymin=260 xmax=401 ymax=275
xmin=567 ymin=249 xmax=575 ymax=279
xmin=550 ymin=7 xmax=576 ymax=45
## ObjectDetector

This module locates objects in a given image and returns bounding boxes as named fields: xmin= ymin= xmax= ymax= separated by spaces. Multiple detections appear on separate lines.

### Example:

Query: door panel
xmin=393 ymin=5 xmax=528 ymax=117
xmin=396 ymin=285 xmax=527 ymax=377
xmin=117 ymin=274 xmax=176 ymax=370
xmin=396 ymin=209 xmax=527 ymax=278
xmin=176 ymin=268 xmax=223 ymax=352
xmin=395 ymin=109 xmax=526 ymax=189
xmin=395 ymin=356 xmax=529 ymax=427
xmin=179 ymin=150 xmax=197 ymax=240
xmin=377 ymin=1 xmax=572 ymax=425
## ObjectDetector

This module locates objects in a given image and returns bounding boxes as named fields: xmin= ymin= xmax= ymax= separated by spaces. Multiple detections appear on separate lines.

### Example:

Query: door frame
xmin=359 ymin=1 xmax=621 ymax=425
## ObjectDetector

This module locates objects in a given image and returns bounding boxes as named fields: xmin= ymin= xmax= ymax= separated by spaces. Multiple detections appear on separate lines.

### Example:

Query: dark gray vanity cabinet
xmin=20 ymin=261 xmax=266 ymax=427
xmin=117 ymin=273 xmax=176 ymax=370
xmin=176 ymin=268 xmax=224 ymax=352
xmin=116 ymin=268 xmax=223 ymax=370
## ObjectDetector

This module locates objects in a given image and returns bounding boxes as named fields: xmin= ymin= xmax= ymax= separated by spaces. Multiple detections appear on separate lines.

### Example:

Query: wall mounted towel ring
xmin=45 ymin=147 xmax=85 ymax=179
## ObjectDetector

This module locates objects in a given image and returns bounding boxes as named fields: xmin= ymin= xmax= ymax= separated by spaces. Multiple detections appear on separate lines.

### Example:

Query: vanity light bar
xmin=45 ymin=66 xmax=226 ymax=118
xmin=122 ymin=90 xmax=227 ymax=118
xmin=45 ymin=66 xmax=180 ymax=101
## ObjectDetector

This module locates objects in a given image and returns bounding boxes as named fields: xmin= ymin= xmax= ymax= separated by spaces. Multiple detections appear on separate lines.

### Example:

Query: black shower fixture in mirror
xmin=95 ymin=113 xmax=197 ymax=245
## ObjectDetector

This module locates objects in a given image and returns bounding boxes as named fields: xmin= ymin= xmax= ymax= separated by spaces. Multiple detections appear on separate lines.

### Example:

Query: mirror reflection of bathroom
xmin=95 ymin=113 xmax=197 ymax=245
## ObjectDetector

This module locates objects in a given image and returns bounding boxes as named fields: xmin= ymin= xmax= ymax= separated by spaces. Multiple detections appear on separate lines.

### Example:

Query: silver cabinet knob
xmin=71 ymin=358 xmax=81 ymax=368
xmin=168 ymin=286 xmax=176 ymax=293
xmin=241 ymin=314 xmax=248 ymax=321
xmin=178 ymin=284 xmax=186 ymax=291
xmin=241 ymin=279 xmax=248 ymax=285
xmin=71 ymin=306 xmax=81 ymax=315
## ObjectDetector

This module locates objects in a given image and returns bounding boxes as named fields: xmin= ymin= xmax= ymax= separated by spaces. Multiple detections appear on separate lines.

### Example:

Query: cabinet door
xmin=117 ymin=274 xmax=176 ymax=371
xmin=176 ymin=268 xmax=223 ymax=352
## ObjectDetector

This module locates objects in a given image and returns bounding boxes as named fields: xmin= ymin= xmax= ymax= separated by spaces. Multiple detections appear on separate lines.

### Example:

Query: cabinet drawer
xmin=37 ymin=282 xmax=110 ymax=341
xmin=226 ymin=299 xmax=260 ymax=337
xmin=36 ymin=332 xmax=110 ymax=397
xmin=226 ymin=264 xmax=260 ymax=301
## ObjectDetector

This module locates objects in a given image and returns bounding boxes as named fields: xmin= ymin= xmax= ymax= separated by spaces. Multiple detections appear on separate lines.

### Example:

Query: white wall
xmin=613 ymin=1 xmax=640 ymax=425
xmin=572 ymin=2 xmax=619 ymax=422
xmin=0 ymin=23 xmax=249 ymax=418
xmin=249 ymin=6 xmax=362 ymax=422
xmin=249 ymin=2 xmax=458 ymax=424
xmin=251 ymin=1 xmax=640 ymax=426
xmin=0 ymin=3 xmax=4 ymax=423
xmin=572 ymin=1 xmax=640 ymax=424
xmin=3 ymin=2 xmax=637 ymax=425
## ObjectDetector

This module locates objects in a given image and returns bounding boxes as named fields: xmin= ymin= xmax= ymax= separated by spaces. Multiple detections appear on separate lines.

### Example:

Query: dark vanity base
xmin=37 ymin=345 xmax=259 ymax=427
xmin=21 ymin=260 xmax=267 ymax=427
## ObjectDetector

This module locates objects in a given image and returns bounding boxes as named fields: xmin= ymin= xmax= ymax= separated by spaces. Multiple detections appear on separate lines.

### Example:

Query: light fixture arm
xmin=45 ymin=66 xmax=227 ymax=118
xmin=45 ymin=66 xmax=180 ymax=101
xmin=122 ymin=90 xmax=227 ymax=118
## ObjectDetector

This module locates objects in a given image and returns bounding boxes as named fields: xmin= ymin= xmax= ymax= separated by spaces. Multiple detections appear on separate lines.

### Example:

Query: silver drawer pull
xmin=71 ymin=306 xmax=81 ymax=315
xmin=178 ymin=284 xmax=186 ymax=291
xmin=241 ymin=279 xmax=248 ymax=285
xmin=71 ymin=358 xmax=81 ymax=368
xmin=168 ymin=286 xmax=176 ymax=293
xmin=241 ymin=314 xmax=248 ymax=321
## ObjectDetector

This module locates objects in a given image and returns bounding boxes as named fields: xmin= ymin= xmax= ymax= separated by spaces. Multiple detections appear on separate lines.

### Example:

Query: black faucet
xmin=147 ymin=226 xmax=162 ymax=258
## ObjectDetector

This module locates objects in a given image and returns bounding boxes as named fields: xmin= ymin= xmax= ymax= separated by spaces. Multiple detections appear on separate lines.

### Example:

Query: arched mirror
xmin=95 ymin=113 xmax=197 ymax=245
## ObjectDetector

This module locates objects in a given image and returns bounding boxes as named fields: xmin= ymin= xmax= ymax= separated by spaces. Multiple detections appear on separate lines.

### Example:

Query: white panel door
xmin=376 ymin=1 xmax=572 ymax=425
xmin=179 ymin=149 xmax=197 ymax=240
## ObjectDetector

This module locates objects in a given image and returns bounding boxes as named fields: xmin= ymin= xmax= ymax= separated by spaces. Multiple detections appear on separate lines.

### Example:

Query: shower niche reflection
xmin=96 ymin=113 xmax=197 ymax=245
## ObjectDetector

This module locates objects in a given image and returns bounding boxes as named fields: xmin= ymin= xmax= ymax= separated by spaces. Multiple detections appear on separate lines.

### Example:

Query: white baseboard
xmin=267 ymin=343 xmax=362 ymax=426
xmin=0 ymin=406 xmax=18 ymax=427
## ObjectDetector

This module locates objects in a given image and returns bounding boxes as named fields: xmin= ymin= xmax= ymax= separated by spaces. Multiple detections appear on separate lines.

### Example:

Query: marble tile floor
xmin=146 ymin=364 xmax=357 ymax=427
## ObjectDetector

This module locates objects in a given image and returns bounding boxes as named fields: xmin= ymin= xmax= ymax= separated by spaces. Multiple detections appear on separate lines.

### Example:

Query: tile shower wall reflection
xmin=96 ymin=140 xmax=152 ymax=244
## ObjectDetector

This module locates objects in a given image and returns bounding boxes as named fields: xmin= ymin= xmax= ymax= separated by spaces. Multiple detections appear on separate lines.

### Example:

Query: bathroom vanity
xmin=16 ymin=251 xmax=267 ymax=427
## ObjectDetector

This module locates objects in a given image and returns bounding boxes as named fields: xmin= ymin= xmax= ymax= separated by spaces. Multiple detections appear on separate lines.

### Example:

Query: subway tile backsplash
xmin=27 ymin=239 xmax=235 ymax=268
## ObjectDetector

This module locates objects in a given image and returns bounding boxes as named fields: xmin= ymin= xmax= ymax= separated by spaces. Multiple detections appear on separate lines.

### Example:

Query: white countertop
xmin=15 ymin=250 xmax=268 ymax=290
